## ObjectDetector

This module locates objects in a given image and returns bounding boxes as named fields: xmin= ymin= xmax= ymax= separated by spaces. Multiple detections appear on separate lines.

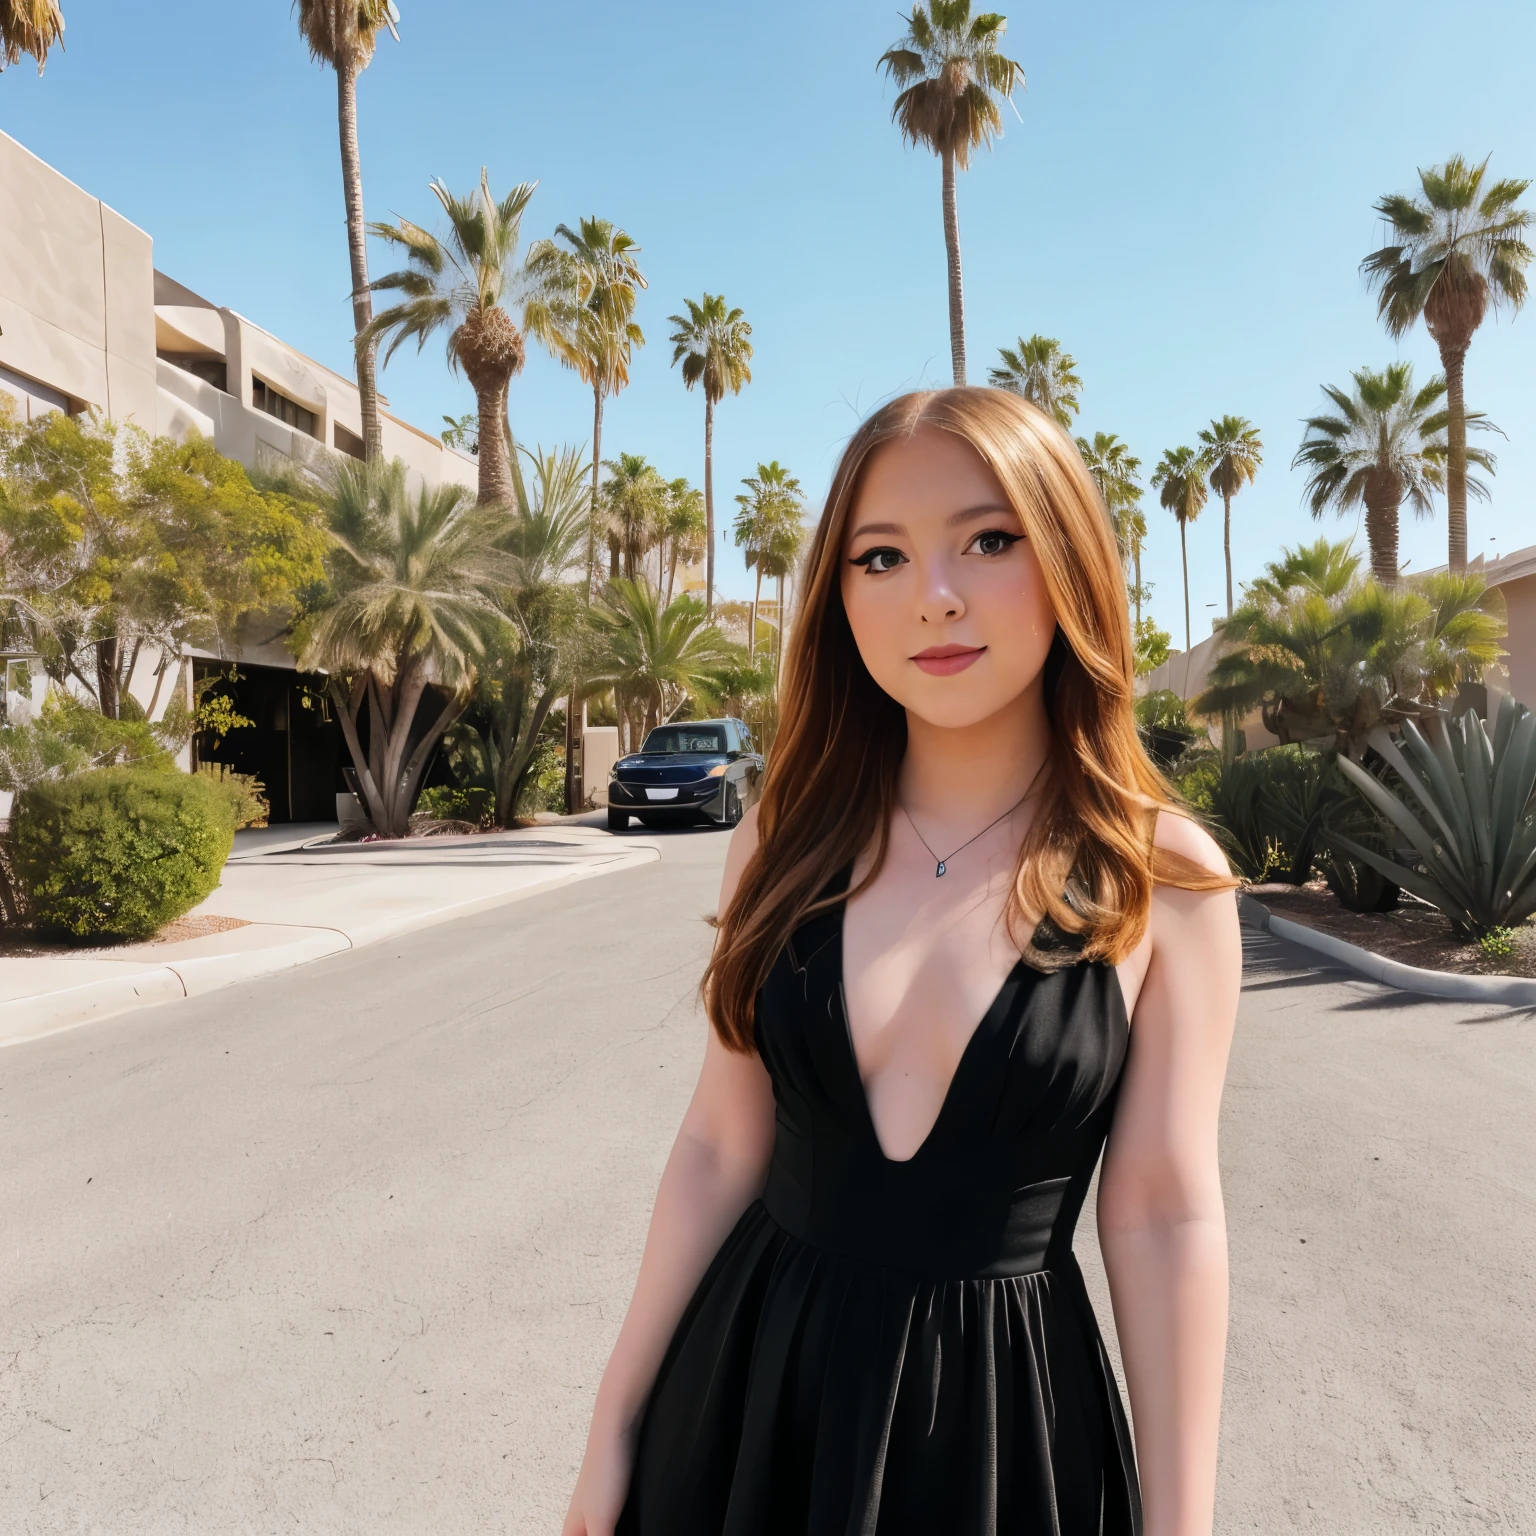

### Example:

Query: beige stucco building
xmin=0 ymin=129 xmax=479 ymax=821
xmin=0 ymin=127 xmax=474 ymax=493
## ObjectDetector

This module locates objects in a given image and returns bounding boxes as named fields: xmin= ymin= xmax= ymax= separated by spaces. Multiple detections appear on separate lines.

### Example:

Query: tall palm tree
xmin=530 ymin=217 xmax=647 ymax=595
xmin=295 ymin=1 xmax=399 ymax=462
xmin=600 ymin=452 xmax=667 ymax=581
xmin=732 ymin=461 xmax=803 ymax=664
xmin=1 ymin=0 xmax=62 ymax=71
xmin=1199 ymin=416 xmax=1263 ymax=618
xmin=668 ymin=295 xmax=753 ymax=617
xmin=660 ymin=478 xmax=706 ymax=605
xmin=1077 ymin=432 xmax=1146 ymax=624
xmin=1361 ymin=155 xmax=1531 ymax=572
xmin=362 ymin=170 xmax=559 ymax=509
xmin=759 ymin=497 xmax=808 ymax=682
xmin=464 ymin=442 xmax=589 ymax=827
xmin=1292 ymin=363 xmax=1497 ymax=587
xmin=878 ymin=3 xmax=1024 ymax=385
xmin=990 ymin=336 xmax=1081 ymax=427
xmin=1152 ymin=445 xmax=1210 ymax=653
xmin=585 ymin=579 xmax=741 ymax=747
xmin=300 ymin=457 xmax=508 ymax=837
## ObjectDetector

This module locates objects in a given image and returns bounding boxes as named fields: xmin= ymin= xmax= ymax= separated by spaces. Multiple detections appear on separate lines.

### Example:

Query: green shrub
xmin=415 ymin=785 xmax=494 ymax=827
xmin=194 ymin=763 xmax=269 ymax=829
xmin=10 ymin=767 xmax=236 ymax=941
xmin=1478 ymin=927 xmax=1516 ymax=961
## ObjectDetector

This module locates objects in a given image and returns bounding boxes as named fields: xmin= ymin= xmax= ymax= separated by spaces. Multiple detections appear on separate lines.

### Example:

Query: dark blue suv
xmin=606 ymin=718 xmax=764 ymax=831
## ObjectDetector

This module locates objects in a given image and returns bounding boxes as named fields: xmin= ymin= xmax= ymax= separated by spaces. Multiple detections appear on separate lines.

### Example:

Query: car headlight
xmin=705 ymin=763 xmax=728 ymax=777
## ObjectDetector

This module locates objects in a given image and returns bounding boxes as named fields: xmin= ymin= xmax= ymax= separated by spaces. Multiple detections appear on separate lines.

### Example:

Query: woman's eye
xmin=969 ymin=529 xmax=1023 ymax=557
xmin=848 ymin=546 xmax=906 ymax=574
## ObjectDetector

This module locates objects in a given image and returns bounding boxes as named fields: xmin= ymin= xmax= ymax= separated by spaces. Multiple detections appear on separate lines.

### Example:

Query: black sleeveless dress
xmin=618 ymin=874 xmax=1142 ymax=1535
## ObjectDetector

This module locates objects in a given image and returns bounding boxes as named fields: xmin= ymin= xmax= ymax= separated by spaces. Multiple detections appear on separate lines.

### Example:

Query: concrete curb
xmin=0 ymin=845 xmax=658 ymax=1049
xmin=1239 ymin=894 xmax=1536 ymax=1008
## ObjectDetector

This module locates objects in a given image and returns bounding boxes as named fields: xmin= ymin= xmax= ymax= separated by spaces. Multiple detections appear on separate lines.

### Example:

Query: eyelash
xmin=846 ymin=529 xmax=1022 ymax=573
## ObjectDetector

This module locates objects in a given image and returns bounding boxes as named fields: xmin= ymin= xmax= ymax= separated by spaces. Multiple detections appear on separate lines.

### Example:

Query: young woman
xmin=564 ymin=388 xmax=1242 ymax=1536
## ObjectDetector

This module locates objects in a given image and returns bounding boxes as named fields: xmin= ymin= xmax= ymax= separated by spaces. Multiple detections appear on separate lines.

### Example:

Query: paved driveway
xmin=1 ymin=827 xmax=1531 ymax=1532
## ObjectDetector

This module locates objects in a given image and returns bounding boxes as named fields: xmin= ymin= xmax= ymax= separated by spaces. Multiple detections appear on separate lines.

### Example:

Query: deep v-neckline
xmin=834 ymin=889 xmax=1027 ymax=1166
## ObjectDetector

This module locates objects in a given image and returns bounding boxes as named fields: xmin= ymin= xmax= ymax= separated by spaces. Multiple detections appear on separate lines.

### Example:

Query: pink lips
xmin=911 ymin=643 xmax=986 ymax=676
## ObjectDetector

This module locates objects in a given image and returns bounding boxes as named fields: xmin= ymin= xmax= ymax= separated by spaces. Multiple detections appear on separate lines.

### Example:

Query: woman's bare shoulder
xmin=1152 ymin=806 xmax=1231 ymax=879
xmin=717 ymin=802 xmax=764 ymax=913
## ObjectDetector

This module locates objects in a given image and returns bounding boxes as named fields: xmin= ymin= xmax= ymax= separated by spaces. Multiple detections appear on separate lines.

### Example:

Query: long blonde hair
xmin=704 ymin=388 xmax=1232 ymax=1052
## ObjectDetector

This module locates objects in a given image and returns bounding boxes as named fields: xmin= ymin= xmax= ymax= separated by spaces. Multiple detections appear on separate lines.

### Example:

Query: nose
xmin=917 ymin=555 xmax=964 ymax=625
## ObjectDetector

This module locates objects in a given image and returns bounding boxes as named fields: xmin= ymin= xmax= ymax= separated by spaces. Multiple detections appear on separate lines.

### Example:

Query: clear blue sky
xmin=4 ymin=0 xmax=1533 ymax=641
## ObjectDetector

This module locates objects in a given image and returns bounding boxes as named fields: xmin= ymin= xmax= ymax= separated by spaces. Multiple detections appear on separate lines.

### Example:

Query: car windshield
xmin=641 ymin=725 xmax=726 ymax=755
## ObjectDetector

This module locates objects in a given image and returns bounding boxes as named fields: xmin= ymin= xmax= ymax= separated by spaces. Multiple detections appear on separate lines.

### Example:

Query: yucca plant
xmin=1332 ymin=695 xmax=1536 ymax=936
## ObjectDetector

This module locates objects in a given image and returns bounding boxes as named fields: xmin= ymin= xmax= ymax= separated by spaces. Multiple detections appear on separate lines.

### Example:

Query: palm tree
xmin=990 ymin=336 xmax=1081 ymax=427
xmin=1292 ymin=363 xmax=1498 ymax=587
xmin=759 ymin=498 xmax=808 ymax=682
xmin=1199 ymin=416 xmax=1263 ymax=618
xmin=585 ymin=579 xmax=741 ymax=748
xmin=530 ymin=217 xmax=647 ymax=595
xmin=600 ymin=452 xmax=667 ymax=581
xmin=362 ymin=170 xmax=559 ymax=508
xmin=1152 ymin=445 xmax=1210 ymax=653
xmin=733 ymin=462 xmax=803 ymax=664
xmin=1195 ymin=541 xmax=1504 ymax=755
xmin=668 ymin=295 xmax=753 ymax=616
xmin=295 ymin=1 xmax=399 ymax=463
xmin=1361 ymin=155 xmax=1531 ymax=572
xmin=1076 ymin=431 xmax=1146 ymax=623
xmin=878 ymin=3 xmax=1024 ymax=385
xmin=660 ymin=478 xmax=706 ymax=605
xmin=461 ymin=442 xmax=589 ymax=827
xmin=300 ymin=458 xmax=509 ymax=837
xmin=1 ymin=0 xmax=62 ymax=71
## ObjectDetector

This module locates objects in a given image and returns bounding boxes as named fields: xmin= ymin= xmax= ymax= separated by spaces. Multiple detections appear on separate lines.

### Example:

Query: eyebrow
xmin=847 ymin=502 xmax=1018 ymax=540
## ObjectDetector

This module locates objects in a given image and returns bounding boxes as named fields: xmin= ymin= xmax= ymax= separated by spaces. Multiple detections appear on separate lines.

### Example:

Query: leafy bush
xmin=1199 ymin=746 xmax=1347 ymax=884
xmin=416 ymin=785 xmax=494 ymax=828
xmin=194 ymin=763 xmax=269 ymax=829
xmin=1333 ymin=696 xmax=1536 ymax=938
xmin=10 ymin=767 xmax=235 ymax=941
xmin=1478 ymin=928 xmax=1516 ymax=961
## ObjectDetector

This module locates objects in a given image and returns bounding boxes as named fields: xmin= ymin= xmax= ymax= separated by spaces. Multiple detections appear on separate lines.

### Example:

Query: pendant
xmin=935 ymin=861 xmax=946 ymax=877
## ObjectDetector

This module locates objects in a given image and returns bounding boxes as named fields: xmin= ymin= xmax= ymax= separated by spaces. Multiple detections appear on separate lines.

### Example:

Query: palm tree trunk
xmin=587 ymin=386 xmax=604 ymax=599
xmin=776 ymin=572 xmax=785 ymax=676
xmin=1440 ymin=343 xmax=1470 ymax=573
xmin=474 ymin=380 xmax=514 ymax=507
xmin=336 ymin=57 xmax=382 ymax=462
xmin=666 ymin=544 xmax=677 ymax=605
xmin=941 ymin=145 xmax=966 ymax=387
xmin=1222 ymin=489 xmax=1234 ymax=619
xmin=1133 ymin=543 xmax=1143 ymax=628
xmin=1180 ymin=519 xmax=1191 ymax=653
xmin=704 ymin=396 xmax=716 ymax=617
xmin=749 ymin=565 xmax=761 ymax=665
xmin=1364 ymin=489 xmax=1401 ymax=587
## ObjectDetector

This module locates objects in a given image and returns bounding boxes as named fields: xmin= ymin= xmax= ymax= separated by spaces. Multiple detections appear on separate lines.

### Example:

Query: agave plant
xmin=1332 ymin=695 xmax=1536 ymax=936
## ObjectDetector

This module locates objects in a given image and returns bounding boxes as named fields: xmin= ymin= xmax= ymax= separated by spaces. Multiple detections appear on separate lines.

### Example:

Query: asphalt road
xmin=2 ymin=826 xmax=1532 ymax=1533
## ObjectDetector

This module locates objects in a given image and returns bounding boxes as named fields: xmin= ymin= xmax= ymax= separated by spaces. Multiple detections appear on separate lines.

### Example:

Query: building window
xmin=158 ymin=351 xmax=228 ymax=393
xmin=251 ymin=376 xmax=318 ymax=439
xmin=334 ymin=422 xmax=366 ymax=461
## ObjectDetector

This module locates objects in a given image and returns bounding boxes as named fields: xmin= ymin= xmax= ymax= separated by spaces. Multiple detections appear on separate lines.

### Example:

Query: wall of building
xmin=0 ymin=130 xmax=157 ymax=427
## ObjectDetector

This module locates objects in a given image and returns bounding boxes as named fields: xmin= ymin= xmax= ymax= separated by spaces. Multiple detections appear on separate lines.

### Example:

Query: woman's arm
xmin=1097 ymin=811 xmax=1241 ymax=1536
xmin=563 ymin=807 xmax=777 ymax=1536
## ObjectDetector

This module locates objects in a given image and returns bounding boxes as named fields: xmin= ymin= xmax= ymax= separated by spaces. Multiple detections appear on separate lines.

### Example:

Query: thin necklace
xmin=898 ymin=761 xmax=1048 ymax=878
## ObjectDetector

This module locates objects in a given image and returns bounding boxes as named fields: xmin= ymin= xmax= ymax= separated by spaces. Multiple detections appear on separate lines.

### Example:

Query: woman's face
xmin=840 ymin=425 xmax=1058 ymax=730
